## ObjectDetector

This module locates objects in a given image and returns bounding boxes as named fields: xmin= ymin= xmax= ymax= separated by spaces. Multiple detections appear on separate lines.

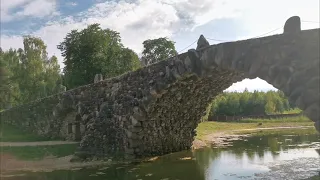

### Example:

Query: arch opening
xmin=60 ymin=111 xmax=83 ymax=141
xmin=73 ymin=115 xmax=82 ymax=141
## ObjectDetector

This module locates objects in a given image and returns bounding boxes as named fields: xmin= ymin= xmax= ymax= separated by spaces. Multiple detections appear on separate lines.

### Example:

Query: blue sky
xmin=1 ymin=0 xmax=319 ymax=92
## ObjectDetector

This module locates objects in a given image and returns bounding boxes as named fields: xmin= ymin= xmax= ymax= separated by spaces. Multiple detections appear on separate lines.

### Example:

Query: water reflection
xmin=3 ymin=132 xmax=320 ymax=180
xmin=193 ymin=133 xmax=320 ymax=179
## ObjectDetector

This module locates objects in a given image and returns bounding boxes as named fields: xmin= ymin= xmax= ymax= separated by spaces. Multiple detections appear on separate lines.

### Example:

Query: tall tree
xmin=0 ymin=48 xmax=5 ymax=82
xmin=0 ymin=48 xmax=22 ymax=109
xmin=17 ymin=36 xmax=61 ymax=102
xmin=0 ymin=50 xmax=9 ymax=109
xmin=141 ymin=37 xmax=177 ymax=66
xmin=43 ymin=56 xmax=61 ymax=95
xmin=0 ymin=36 xmax=61 ymax=109
xmin=58 ymin=24 xmax=141 ymax=89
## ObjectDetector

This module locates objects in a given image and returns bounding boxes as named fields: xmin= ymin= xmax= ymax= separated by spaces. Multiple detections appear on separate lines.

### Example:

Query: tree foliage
xmin=141 ymin=37 xmax=177 ymax=66
xmin=58 ymin=24 xmax=141 ymax=89
xmin=0 ymin=36 xmax=61 ymax=110
xmin=210 ymin=89 xmax=294 ymax=116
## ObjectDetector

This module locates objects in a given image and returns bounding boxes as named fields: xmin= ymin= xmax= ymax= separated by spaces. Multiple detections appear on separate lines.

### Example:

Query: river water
xmin=3 ymin=131 xmax=320 ymax=180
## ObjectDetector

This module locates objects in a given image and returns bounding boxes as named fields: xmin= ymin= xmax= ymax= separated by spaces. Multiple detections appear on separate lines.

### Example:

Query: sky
xmin=1 ymin=0 xmax=319 ymax=92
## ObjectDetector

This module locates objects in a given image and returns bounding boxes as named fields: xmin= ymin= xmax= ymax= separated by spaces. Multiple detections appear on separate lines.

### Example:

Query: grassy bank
xmin=1 ymin=144 xmax=78 ymax=160
xmin=0 ymin=123 xmax=77 ymax=161
xmin=0 ymin=123 xmax=52 ymax=142
xmin=235 ymin=127 xmax=319 ymax=136
xmin=196 ymin=116 xmax=315 ymax=141
xmin=281 ymin=108 xmax=302 ymax=114
xmin=305 ymin=175 xmax=320 ymax=180
xmin=239 ymin=115 xmax=310 ymax=123
xmin=0 ymin=116 xmax=316 ymax=161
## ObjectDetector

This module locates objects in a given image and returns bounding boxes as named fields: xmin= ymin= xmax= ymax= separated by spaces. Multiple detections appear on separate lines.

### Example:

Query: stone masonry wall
xmin=1 ymin=94 xmax=62 ymax=138
xmin=0 ymin=80 xmax=124 ymax=142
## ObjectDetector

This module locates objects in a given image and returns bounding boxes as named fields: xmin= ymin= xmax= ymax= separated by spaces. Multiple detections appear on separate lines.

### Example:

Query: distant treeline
xmin=209 ymin=90 xmax=298 ymax=116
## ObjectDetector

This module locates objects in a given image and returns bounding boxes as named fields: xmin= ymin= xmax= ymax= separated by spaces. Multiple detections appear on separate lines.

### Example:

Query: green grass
xmin=0 ymin=123 xmax=78 ymax=161
xmin=240 ymin=115 xmax=310 ymax=123
xmin=304 ymin=175 xmax=320 ymax=180
xmin=281 ymin=108 xmax=303 ymax=114
xmin=0 ymin=123 xmax=52 ymax=142
xmin=196 ymin=117 xmax=315 ymax=141
xmin=234 ymin=127 xmax=319 ymax=136
xmin=0 ymin=144 xmax=79 ymax=160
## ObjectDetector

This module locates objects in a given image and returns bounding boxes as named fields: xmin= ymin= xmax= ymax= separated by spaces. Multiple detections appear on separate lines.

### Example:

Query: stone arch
xmin=127 ymin=17 xmax=319 ymax=159
xmin=77 ymin=16 xmax=319 ymax=160
xmin=195 ymin=17 xmax=319 ymax=132
xmin=136 ymin=71 xmax=244 ymax=158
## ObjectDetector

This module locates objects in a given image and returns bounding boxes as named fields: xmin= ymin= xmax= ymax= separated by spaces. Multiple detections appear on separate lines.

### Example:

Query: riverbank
xmin=0 ymin=123 xmax=85 ymax=173
xmin=193 ymin=120 xmax=316 ymax=149
xmin=196 ymin=116 xmax=313 ymax=140
xmin=0 ymin=118 xmax=317 ymax=173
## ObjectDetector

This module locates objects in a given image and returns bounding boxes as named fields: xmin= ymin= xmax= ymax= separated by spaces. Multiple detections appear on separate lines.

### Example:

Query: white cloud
xmin=0 ymin=35 xmax=24 ymax=50
xmin=1 ymin=0 xmax=58 ymax=22
xmin=228 ymin=0 xmax=319 ymax=38
xmin=2 ymin=0 xmax=318 ymax=57
xmin=15 ymin=0 xmax=58 ymax=18
xmin=173 ymin=0 xmax=243 ymax=29
xmin=1 ymin=0 xmax=241 ymax=66
xmin=66 ymin=2 xmax=78 ymax=7
xmin=1 ymin=0 xmax=31 ymax=22
xmin=225 ymin=78 xmax=277 ymax=92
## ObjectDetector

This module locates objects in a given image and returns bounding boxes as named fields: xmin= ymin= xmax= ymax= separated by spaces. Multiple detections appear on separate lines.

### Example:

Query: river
xmin=2 ymin=131 xmax=320 ymax=180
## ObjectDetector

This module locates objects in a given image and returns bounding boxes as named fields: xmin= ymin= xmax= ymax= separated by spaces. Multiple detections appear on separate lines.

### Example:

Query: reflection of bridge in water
xmin=193 ymin=133 xmax=320 ymax=179
xmin=1 ymin=16 xmax=319 ymax=161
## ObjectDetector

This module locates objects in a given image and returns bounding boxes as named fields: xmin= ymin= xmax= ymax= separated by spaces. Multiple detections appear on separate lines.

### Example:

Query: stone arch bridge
xmin=1 ymin=16 xmax=319 ymax=160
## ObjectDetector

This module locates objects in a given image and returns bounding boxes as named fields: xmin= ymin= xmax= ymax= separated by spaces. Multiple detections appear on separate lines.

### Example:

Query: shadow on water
xmin=2 ymin=131 xmax=320 ymax=180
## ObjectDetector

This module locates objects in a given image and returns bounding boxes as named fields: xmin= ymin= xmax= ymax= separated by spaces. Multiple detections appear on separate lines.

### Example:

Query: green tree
xmin=17 ymin=36 xmax=61 ymax=102
xmin=209 ymin=90 xmax=297 ymax=117
xmin=0 ymin=48 xmax=22 ymax=109
xmin=0 ymin=48 xmax=5 ymax=82
xmin=239 ymin=88 xmax=250 ymax=114
xmin=58 ymin=24 xmax=141 ymax=89
xmin=0 ymin=36 xmax=61 ymax=108
xmin=265 ymin=100 xmax=275 ymax=114
xmin=141 ymin=37 xmax=177 ymax=66
xmin=43 ymin=56 xmax=61 ymax=95
xmin=0 ymin=50 xmax=9 ymax=109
